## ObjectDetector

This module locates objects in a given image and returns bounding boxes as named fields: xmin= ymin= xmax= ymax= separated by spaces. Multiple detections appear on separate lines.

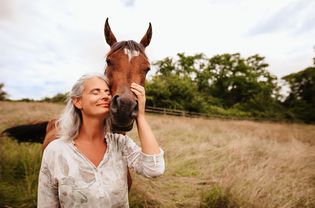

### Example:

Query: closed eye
xmin=91 ymin=89 xmax=100 ymax=95
xmin=104 ymin=89 xmax=110 ymax=95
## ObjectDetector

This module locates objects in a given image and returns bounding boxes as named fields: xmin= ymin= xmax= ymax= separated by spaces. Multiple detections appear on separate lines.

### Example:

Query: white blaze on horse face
xmin=124 ymin=48 xmax=140 ymax=62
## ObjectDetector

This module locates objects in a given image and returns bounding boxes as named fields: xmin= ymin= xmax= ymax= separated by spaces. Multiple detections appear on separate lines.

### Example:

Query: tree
xmin=148 ymin=52 xmax=284 ymax=119
xmin=41 ymin=93 xmax=68 ymax=103
xmin=0 ymin=83 xmax=8 ymax=101
xmin=154 ymin=57 xmax=176 ymax=77
xmin=154 ymin=53 xmax=206 ymax=78
xmin=195 ymin=53 xmax=281 ymax=113
xmin=282 ymin=66 xmax=315 ymax=123
xmin=149 ymin=54 xmax=210 ymax=112
xmin=153 ymin=53 xmax=222 ymax=108
xmin=146 ymin=74 xmax=208 ymax=113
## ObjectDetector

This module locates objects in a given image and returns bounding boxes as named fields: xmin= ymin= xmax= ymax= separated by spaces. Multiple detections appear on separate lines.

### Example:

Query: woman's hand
xmin=130 ymin=82 xmax=160 ymax=155
xmin=131 ymin=83 xmax=146 ymax=117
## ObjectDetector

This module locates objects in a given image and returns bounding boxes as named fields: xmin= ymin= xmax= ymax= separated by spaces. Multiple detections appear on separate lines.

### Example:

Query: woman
xmin=37 ymin=74 xmax=165 ymax=207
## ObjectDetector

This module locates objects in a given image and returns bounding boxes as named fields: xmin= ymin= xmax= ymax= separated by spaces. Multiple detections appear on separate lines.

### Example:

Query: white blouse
xmin=37 ymin=132 xmax=165 ymax=208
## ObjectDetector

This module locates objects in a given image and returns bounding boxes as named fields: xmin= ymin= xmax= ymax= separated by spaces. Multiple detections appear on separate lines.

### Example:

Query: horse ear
xmin=104 ymin=18 xmax=117 ymax=47
xmin=140 ymin=23 xmax=152 ymax=48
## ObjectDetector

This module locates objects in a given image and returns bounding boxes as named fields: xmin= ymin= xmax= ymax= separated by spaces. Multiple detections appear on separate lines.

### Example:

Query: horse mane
xmin=107 ymin=40 xmax=147 ymax=59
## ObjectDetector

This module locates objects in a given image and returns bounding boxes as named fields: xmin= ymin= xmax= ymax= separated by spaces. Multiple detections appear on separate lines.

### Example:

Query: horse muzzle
xmin=110 ymin=95 xmax=138 ymax=132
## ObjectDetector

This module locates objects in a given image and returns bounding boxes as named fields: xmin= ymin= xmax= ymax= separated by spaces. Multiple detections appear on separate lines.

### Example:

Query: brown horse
xmin=42 ymin=18 xmax=152 ymax=148
xmin=3 ymin=18 xmax=153 ymax=190
xmin=105 ymin=18 xmax=152 ymax=132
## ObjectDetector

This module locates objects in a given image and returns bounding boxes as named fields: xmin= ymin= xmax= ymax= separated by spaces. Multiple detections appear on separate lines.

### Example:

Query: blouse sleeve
xmin=37 ymin=149 xmax=59 ymax=208
xmin=120 ymin=134 xmax=165 ymax=178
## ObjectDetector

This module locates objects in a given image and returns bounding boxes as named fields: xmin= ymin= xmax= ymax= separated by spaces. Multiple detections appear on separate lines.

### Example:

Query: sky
xmin=0 ymin=0 xmax=314 ymax=100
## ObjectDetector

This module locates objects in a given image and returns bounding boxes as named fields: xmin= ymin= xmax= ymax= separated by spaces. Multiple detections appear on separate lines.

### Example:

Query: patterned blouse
xmin=37 ymin=132 xmax=165 ymax=208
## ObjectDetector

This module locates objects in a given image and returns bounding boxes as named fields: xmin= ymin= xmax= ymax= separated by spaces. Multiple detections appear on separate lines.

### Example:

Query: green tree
xmin=148 ymin=52 xmax=284 ymax=119
xmin=149 ymin=54 xmax=211 ymax=113
xmin=154 ymin=53 xmax=206 ymax=78
xmin=176 ymin=53 xmax=205 ymax=77
xmin=154 ymin=57 xmax=176 ymax=76
xmin=41 ymin=93 xmax=68 ymax=103
xmin=154 ymin=53 xmax=222 ymax=107
xmin=195 ymin=53 xmax=281 ymax=114
xmin=282 ymin=66 xmax=315 ymax=123
xmin=146 ymin=74 xmax=208 ymax=113
xmin=0 ymin=83 xmax=8 ymax=100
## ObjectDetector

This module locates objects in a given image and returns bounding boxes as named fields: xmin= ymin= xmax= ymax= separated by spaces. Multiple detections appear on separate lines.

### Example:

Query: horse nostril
xmin=111 ymin=95 xmax=119 ymax=113
xmin=131 ymin=101 xmax=138 ymax=118
xmin=111 ymin=94 xmax=138 ymax=119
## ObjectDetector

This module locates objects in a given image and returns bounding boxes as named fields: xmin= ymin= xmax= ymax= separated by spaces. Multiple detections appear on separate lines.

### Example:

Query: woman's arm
xmin=118 ymin=134 xmax=165 ymax=178
xmin=131 ymin=83 xmax=160 ymax=155
xmin=127 ymin=83 xmax=164 ymax=178
xmin=37 ymin=151 xmax=59 ymax=208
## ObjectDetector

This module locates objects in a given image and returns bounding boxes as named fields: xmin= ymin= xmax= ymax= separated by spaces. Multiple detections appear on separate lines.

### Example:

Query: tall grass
xmin=0 ymin=101 xmax=63 ymax=208
xmin=0 ymin=138 xmax=41 ymax=207
xmin=0 ymin=101 xmax=314 ymax=207
xmin=128 ymin=116 xmax=315 ymax=207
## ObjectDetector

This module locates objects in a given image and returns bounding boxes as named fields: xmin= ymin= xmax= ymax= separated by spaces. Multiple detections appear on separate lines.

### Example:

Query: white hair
xmin=56 ymin=73 xmax=111 ymax=140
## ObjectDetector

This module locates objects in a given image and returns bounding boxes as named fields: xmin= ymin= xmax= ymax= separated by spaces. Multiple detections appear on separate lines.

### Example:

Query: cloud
xmin=0 ymin=0 xmax=314 ymax=99
xmin=120 ymin=0 xmax=136 ymax=7
xmin=0 ymin=0 xmax=109 ymax=99
xmin=248 ymin=0 xmax=315 ymax=36
xmin=0 ymin=0 xmax=14 ymax=21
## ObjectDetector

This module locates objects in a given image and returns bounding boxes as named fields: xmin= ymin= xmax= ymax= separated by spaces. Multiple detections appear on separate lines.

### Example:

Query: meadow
xmin=0 ymin=101 xmax=314 ymax=207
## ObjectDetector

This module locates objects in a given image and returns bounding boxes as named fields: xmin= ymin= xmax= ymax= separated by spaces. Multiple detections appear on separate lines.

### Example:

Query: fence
xmin=146 ymin=106 xmax=215 ymax=119
xmin=145 ymin=106 xmax=287 ymax=122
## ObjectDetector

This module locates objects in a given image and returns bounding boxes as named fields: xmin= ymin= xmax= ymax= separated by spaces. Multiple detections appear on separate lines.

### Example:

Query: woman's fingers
xmin=131 ymin=82 xmax=144 ymax=90
xmin=131 ymin=83 xmax=146 ymax=116
xmin=130 ymin=88 xmax=141 ymax=96
xmin=131 ymin=83 xmax=144 ymax=94
xmin=131 ymin=83 xmax=145 ymax=96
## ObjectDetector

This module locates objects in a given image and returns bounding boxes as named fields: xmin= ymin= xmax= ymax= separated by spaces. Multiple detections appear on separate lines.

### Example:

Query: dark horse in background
xmin=2 ymin=18 xmax=153 ymax=191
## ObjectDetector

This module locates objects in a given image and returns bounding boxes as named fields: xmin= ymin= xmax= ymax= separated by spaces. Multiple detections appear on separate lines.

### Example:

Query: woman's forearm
xmin=131 ymin=82 xmax=160 ymax=155
xmin=136 ymin=114 xmax=160 ymax=155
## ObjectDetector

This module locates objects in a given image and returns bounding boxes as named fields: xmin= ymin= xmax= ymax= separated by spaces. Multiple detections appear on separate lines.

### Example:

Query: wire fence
xmin=145 ymin=106 xmax=289 ymax=122
xmin=146 ymin=106 xmax=226 ymax=119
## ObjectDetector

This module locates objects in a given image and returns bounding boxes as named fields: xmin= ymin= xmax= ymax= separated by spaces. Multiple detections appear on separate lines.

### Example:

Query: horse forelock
xmin=106 ymin=40 xmax=147 ymax=60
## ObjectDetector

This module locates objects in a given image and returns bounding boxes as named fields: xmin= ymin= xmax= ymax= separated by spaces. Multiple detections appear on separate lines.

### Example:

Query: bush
xmin=200 ymin=186 xmax=235 ymax=208
xmin=41 ymin=93 xmax=68 ymax=103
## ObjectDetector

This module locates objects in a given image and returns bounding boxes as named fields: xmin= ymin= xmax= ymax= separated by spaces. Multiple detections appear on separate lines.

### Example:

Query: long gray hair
xmin=56 ymin=73 xmax=111 ymax=140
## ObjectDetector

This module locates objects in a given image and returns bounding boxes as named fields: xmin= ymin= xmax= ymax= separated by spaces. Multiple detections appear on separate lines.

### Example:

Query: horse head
xmin=104 ymin=18 xmax=152 ymax=132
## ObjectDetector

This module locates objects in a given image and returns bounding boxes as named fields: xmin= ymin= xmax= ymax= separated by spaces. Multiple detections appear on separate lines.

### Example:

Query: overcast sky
xmin=1 ymin=0 xmax=314 ymax=100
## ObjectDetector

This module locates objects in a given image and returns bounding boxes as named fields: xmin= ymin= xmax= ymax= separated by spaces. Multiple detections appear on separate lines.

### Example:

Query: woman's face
xmin=74 ymin=77 xmax=112 ymax=118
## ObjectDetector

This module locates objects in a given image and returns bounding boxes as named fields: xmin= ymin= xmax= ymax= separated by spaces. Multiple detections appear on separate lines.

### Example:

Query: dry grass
xmin=0 ymin=101 xmax=64 ymax=127
xmin=0 ymin=101 xmax=315 ymax=207
xmin=129 ymin=115 xmax=315 ymax=207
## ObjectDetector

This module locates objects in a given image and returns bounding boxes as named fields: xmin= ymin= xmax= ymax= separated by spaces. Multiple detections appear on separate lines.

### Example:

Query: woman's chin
xmin=92 ymin=110 xmax=110 ymax=118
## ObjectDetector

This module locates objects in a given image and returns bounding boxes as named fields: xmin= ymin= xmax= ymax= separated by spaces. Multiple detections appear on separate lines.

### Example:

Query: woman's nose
xmin=101 ymin=93 xmax=111 ymax=101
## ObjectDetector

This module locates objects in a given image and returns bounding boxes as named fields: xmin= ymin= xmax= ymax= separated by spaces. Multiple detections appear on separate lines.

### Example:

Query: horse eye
xmin=106 ymin=58 xmax=112 ymax=66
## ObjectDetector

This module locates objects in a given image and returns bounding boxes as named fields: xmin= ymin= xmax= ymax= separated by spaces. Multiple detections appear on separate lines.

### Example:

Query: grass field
xmin=0 ymin=101 xmax=314 ymax=207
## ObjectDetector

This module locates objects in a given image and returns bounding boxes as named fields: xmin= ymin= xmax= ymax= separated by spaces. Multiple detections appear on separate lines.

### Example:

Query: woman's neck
xmin=77 ymin=115 xmax=106 ymax=143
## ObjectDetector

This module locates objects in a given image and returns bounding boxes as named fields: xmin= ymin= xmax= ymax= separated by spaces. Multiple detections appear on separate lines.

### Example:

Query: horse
xmin=2 ymin=18 xmax=153 ymax=191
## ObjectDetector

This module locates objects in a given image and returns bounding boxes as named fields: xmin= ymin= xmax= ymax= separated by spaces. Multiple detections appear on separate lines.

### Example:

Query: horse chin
xmin=111 ymin=120 xmax=135 ymax=132
xmin=109 ymin=112 xmax=135 ymax=132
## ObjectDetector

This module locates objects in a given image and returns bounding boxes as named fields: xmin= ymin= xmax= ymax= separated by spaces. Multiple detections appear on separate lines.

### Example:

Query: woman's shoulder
xmin=44 ymin=138 xmax=71 ymax=154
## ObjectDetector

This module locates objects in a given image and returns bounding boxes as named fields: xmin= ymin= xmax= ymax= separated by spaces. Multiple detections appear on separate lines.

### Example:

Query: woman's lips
xmin=97 ymin=103 xmax=110 ymax=108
